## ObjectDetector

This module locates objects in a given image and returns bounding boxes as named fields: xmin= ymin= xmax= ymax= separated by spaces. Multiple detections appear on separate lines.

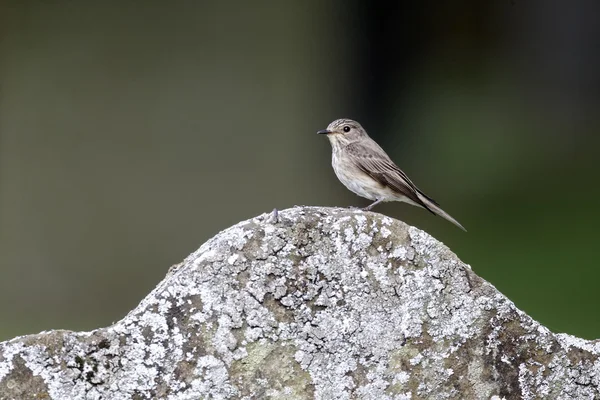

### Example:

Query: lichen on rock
xmin=1 ymin=207 xmax=599 ymax=399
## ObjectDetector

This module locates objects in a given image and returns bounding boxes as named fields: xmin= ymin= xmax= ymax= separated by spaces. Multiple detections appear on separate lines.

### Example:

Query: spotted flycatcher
xmin=318 ymin=118 xmax=466 ymax=231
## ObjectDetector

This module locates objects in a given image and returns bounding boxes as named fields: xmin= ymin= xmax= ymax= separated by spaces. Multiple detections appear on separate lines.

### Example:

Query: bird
xmin=318 ymin=118 xmax=466 ymax=231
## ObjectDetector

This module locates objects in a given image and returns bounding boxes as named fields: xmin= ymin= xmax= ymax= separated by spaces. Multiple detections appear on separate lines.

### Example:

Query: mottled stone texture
xmin=1 ymin=207 xmax=599 ymax=400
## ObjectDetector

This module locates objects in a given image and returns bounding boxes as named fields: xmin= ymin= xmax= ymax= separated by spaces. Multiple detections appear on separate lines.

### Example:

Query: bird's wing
xmin=345 ymin=141 xmax=439 ymax=211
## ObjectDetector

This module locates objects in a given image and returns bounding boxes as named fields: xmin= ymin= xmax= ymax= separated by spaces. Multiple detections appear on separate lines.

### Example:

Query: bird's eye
xmin=343 ymin=126 xmax=351 ymax=133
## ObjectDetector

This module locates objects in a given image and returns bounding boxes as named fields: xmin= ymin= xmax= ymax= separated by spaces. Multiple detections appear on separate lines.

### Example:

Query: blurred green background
xmin=1 ymin=1 xmax=599 ymax=341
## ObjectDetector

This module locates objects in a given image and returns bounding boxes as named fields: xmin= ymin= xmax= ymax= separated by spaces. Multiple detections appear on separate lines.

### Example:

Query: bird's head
xmin=317 ymin=119 xmax=367 ymax=146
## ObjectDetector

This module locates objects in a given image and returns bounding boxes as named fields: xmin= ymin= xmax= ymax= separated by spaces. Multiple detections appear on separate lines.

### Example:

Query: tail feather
xmin=416 ymin=192 xmax=466 ymax=231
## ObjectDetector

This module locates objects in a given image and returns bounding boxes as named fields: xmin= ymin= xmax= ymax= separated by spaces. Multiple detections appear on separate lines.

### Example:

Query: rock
xmin=1 ymin=207 xmax=599 ymax=399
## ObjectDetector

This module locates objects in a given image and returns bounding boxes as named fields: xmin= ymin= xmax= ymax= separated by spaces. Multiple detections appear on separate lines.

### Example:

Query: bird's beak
xmin=317 ymin=129 xmax=332 ymax=135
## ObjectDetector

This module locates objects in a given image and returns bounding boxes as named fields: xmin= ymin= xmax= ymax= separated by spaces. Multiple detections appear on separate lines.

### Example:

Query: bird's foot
xmin=362 ymin=199 xmax=383 ymax=212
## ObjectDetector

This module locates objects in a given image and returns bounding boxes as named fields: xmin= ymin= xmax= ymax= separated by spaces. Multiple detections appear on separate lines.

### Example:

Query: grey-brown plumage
xmin=318 ymin=118 xmax=466 ymax=231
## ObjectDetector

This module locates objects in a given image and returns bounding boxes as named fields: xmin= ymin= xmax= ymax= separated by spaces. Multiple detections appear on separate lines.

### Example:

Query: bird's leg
xmin=362 ymin=199 xmax=383 ymax=211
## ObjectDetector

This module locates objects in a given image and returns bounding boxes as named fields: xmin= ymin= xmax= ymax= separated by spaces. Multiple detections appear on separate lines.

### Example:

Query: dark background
xmin=1 ymin=1 xmax=599 ymax=341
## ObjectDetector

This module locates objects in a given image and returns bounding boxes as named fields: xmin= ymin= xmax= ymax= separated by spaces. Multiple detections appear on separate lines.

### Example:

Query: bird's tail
xmin=416 ymin=191 xmax=466 ymax=232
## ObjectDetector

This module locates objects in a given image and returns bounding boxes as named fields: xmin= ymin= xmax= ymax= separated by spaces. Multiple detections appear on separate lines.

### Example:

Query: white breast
xmin=331 ymin=152 xmax=380 ymax=201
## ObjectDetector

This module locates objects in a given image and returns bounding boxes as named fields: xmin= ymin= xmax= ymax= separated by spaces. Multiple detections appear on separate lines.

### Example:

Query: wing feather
xmin=345 ymin=141 xmax=438 ymax=212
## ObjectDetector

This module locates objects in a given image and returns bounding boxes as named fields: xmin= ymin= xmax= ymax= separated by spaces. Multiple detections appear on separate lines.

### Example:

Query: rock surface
xmin=1 ymin=207 xmax=599 ymax=400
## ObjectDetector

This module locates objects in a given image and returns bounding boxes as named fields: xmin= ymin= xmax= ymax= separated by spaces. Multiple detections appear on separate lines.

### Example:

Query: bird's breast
xmin=331 ymin=152 xmax=380 ymax=201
